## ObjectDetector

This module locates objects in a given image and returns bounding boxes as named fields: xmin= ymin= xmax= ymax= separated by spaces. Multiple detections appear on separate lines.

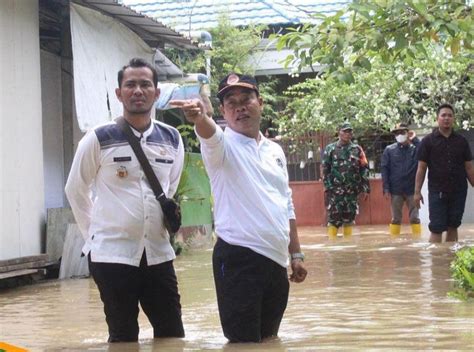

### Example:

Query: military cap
xmin=339 ymin=122 xmax=353 ymax=131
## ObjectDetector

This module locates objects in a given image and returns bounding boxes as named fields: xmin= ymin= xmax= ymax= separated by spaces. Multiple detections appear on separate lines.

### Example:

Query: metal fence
xmin=273 ymin=131 xmax=393 ymax=182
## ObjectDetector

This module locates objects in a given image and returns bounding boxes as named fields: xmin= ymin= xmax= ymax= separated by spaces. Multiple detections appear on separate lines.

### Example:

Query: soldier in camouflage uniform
xmin=322 ymin=122 xmax=370 ymax=237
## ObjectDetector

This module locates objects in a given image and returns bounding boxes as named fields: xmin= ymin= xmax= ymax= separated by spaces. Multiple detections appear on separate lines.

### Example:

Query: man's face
xmin=437 ymin=107 xmax=454 ymax=129
xmin=115 ymin=66 xmax=159 ymax=116
xmin=338 ymin=128 xmax=353 ymax=144
xmin=219 ymin=87 xmax=263 ymax=139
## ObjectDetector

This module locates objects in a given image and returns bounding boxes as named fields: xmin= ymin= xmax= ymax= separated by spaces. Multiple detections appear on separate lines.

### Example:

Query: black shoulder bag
xmin=117 ymin=117 xmax=181 ymax=235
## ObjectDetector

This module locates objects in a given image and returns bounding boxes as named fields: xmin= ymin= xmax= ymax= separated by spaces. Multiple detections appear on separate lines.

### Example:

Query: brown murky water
xmin=1 ymin=225 xmax=474 ymax=351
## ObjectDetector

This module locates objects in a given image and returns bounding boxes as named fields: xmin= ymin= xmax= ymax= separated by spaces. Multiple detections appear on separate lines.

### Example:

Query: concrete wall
xmin=41 ymin=50 xmax=65 ymax=209
xmin=291 ymin=179 xmax=419 ymax=226
xmin=0 ymin=0 xmax=45 ymax=260
xmin=291 ymin=175 xmax=473 ymax=228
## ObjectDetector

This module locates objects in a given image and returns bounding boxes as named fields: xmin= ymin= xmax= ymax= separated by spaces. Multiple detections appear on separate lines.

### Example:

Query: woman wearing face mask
xmin=381 ymin=123 xmax=421 ymax=236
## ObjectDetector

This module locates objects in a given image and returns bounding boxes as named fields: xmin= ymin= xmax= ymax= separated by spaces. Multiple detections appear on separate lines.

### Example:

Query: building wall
xmin=0 ymin=0 xmax=45 ymax=260
xmin=41 ymin=50 xmax=65 ymax=209
xmin=291 ymin=179 xmax=411 ymax=226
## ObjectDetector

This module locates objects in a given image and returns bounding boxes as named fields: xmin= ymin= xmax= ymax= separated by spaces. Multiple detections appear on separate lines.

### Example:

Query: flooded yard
xmin=1 ymin=225 xmax=473 ymax=351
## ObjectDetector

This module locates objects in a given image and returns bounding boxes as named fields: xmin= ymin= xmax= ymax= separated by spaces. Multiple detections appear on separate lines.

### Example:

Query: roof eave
xmin=74 ymin=0 xmax=198 ymax=49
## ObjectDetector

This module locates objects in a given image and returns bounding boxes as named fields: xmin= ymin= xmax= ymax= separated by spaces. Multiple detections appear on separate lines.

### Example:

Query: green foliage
xmin=165 ymin=14 xmax=284 ymax=130
xmin=165 ymin=14 xmax=265 ymax=93
xmin=177 ymin=124 xmax=200 ymax=152
xmin=259 ymin=78 xmax=287 ymax=123
xmin=207 ymin=15 xmax=264 ymax=89
xmin=276 ymin=51 xmax=473 ymax=138
xmin=164 ymin=47 xmax=206 ymax=74
xmin=276 ymin=0 xmax=473 ymax=81
xmin=449 ymin=246 xmax=474 ymax=300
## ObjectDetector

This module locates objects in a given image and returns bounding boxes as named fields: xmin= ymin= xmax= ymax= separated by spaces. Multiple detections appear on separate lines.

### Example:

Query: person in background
xmin=381 ymin=123 xmax=421 ymax=236
xmin=65 ymin=58 xmax=185 ymax=342
xmin=322 ymin=122 xmax=370 ymax=238
xmin=414 ymin=103 xmax=474 ymax=243
xmin=170 ymin=73 xmax=307 ymax=343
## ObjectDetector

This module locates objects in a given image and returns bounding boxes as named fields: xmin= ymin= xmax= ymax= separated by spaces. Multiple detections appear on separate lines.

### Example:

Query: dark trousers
xmin=212 ymin=238 xmax=289 ymax=342
xmin=428 ymin=189 xmax=467 ymax=233
xmin=88 ymin=252 xmax=184 ymax=342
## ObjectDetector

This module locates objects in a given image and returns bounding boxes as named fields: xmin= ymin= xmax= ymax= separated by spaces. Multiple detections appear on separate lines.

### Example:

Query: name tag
xmin=113 ymin=156 xmax=132 ymax=162
xmin=155 ymin=158 xmax=174 ymax=164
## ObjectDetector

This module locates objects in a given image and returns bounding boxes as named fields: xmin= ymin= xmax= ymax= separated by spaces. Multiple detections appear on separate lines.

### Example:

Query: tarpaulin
xmin=70 ymin=3 xmax=154 ymax=131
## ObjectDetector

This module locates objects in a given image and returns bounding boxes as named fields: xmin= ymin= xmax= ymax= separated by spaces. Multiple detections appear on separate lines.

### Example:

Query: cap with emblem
xmin=339 ymin=122 xmax=353 ymax=131
xmin=217 ymin=73 xmax=259 ymax=101
xmin=391 ymin=123 xmax=409 ymax=133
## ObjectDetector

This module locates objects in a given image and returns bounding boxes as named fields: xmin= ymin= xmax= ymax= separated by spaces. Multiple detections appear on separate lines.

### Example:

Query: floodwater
xmin=1 ymin=225 xmax=474 ymax=351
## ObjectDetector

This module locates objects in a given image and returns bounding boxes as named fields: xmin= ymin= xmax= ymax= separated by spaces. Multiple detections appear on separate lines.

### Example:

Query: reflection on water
xmin=1 ymin=226 xmax=474 ymax=351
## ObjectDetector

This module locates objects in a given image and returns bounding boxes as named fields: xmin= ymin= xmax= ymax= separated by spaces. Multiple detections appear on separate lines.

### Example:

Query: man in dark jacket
xmin=381 ymin=123 xmax=421 ymax=236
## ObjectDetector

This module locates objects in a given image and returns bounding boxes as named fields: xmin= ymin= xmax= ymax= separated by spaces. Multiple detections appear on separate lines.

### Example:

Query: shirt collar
xmin=434 ymin=128 xmax=456 ymax=138
xmin=129 ymin=121 xmax=154 ymax=139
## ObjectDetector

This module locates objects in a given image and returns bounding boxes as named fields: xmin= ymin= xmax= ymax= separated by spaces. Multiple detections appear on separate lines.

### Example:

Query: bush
xmin=449 ymin=246 xmax=474 ymax=300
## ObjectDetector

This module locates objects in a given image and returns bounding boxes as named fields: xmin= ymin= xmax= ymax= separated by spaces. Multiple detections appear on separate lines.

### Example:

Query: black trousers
xmin=212 ymin=238 xmax=289 ymax=342
xmin=88 ymin=252 xmax=184 ymax=342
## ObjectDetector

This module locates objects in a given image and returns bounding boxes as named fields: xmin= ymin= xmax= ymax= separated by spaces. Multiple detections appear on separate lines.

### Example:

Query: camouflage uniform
xmin=322 ymin=141 xmax=370 ymax=227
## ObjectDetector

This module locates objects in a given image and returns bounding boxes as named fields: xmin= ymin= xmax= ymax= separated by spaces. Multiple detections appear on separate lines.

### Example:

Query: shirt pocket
xmin=149 ymin=158 xmax=174 ymax=189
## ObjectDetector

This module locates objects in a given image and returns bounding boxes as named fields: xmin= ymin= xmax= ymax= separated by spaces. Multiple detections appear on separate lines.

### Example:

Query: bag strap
xmin=117 ymin=117 xmax=167 ymax=205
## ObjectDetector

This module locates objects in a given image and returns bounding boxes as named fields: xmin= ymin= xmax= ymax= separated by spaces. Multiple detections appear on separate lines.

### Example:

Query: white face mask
xmin=395 ymin=134 xmax=408 ymax=143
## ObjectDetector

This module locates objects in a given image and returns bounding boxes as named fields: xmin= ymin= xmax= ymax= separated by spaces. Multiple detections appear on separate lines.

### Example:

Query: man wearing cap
xmin=414 ymin=103 xmax=474 ymax=243
xmin=381 ymin=123 xmax=421 ymax=236
xmin=322 ymin=123 xmax=370 ymax=237
xmin=170 ymin=73 xmax=307 ymax=342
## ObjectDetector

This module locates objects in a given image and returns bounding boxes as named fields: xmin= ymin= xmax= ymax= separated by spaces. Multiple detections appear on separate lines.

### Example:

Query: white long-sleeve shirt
xmin=65 ymin=119 xmax=184 ymax=266
xmin=198 ymin=126 xmax=295 ymax=267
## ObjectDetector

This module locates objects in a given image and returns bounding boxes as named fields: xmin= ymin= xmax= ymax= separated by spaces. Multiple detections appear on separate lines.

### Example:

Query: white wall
xmin=41 ymin=50 xmax=65 ymax=209
xmin=0 ymin=0 xmax=45 ymax=260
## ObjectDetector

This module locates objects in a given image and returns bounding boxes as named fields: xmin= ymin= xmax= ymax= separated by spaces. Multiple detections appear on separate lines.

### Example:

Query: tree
xmin=276 ymin=0 xmax=473 ymax=83
xmin=165 ymin=14 xmax=284 ymax=123
xmin=277 ymin=52 xmax=473 ymax=139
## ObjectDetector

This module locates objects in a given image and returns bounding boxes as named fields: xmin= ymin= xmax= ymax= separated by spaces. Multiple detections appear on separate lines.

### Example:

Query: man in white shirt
xmin=171 ymin=73 xmax=307 ymax=342
xmin=65 ymin=58 xmax=185 ymax=342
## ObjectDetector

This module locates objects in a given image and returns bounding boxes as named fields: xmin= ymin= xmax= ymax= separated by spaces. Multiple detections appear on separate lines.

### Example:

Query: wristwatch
xmin=290 ymin=252 xmax=305 ymax=262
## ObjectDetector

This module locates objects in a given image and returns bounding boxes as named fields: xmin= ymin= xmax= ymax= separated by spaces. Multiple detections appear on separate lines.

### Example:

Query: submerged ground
xmin=1 ymin=225 xmax=473 ymax=351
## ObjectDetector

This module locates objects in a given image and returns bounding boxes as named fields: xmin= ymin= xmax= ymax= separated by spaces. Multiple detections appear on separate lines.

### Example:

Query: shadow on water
xmin=1 ymin=225 xmax=474 ymax=351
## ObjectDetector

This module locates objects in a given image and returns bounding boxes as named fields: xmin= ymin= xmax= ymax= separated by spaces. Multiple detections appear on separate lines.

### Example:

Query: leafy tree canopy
xmin=277 ymin=51 xmax=473 ymax=138
xmin=276 ymin=0 xmax=473 ymax=83
xmin=164 ymin=15 xmax=282 ymax=121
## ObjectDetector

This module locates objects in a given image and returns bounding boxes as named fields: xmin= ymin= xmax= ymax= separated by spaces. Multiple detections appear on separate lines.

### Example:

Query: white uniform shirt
xmin=199 ymin=125 xmax=296 ymax=267
xmin=65 ymin=119 xmax=184 ymax=267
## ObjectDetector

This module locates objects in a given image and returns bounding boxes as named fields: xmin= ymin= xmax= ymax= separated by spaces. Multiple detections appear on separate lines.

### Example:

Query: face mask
xmin=395 ymin=134 xmax=408 ymax=143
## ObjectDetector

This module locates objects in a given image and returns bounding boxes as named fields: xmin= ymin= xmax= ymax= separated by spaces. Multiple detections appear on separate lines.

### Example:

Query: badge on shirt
xmin=116 ymin=166 xmax=128 ymax=178
xmin=275 ymin=157 xmax=284 ymax=169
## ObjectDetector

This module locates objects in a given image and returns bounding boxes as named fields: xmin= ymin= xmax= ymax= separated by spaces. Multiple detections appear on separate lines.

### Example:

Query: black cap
xmin=217 ymin=73 xmax=259 ymax=101
xmin=391 ymin=123 xmax=409 ymax=133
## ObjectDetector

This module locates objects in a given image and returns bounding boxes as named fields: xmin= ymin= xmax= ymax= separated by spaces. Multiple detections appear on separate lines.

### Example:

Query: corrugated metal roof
xmin=121 ymin=0 xmax=350 ymax=32
xmin=75 ymin=0 xmax=197 ymax=48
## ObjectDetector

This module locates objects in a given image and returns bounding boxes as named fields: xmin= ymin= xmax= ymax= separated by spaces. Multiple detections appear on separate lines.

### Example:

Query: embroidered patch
xmin=227 ymin=74 xmax=240 ymax=84
xmin=116 ymin=166 xmax=128 ymax=178
xmin=276 ymin=157 xmax=284 ymax=168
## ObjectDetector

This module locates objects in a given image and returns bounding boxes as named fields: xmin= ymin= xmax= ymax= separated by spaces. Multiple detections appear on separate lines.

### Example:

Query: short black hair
xmin=437 ymin=103 xmax=455 ymax=116
xmin=117 ymin=58 xmax=158 ymax=88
